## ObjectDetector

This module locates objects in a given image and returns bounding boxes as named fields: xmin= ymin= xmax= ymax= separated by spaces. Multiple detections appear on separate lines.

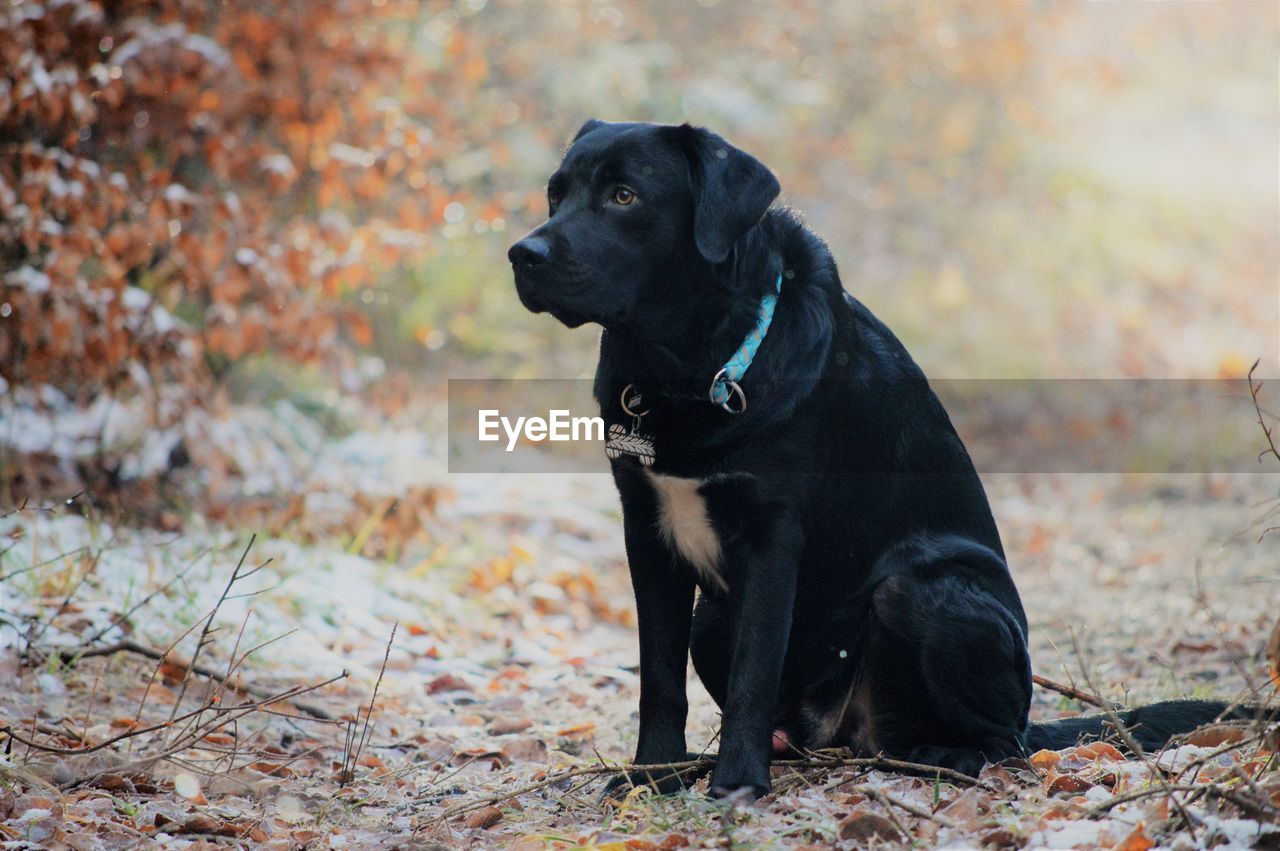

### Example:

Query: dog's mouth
xmin=513 ymin=275 xmax=546 ymax=313
xmin=512 ymin=268 xmax=616 ymax=329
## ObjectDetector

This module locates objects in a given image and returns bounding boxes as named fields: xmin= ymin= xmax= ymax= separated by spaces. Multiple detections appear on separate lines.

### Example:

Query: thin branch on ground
xmin=1248 ymin=359 xmax=1280 ymax=540
xmin=0 ymin=545 xmax=89 ymax=583
xmin=77 ymin=545 xmax=214 ymax=646
xmin=168 ymin=535 xmax=263 ymax=722
xmin=340 ymin=622 xmax=397 ymax=784
xmin=56 ymin=636 xmax=336 ymax=721
xmin=62 ymin=671 xmax=350 ymax=792
xmin=0 ymin=492 xmax=84 ymax=520
xmin=1088 ymin=779 xmax=1278 ymax=821
xmin=1068 ymin=629 xmax=1201 ymax=840
xmin=1191 ymin=559 xmax=1268 ymax=700
xmin=1 ymin=672 xmax=345 ymax=761
xmin=1032 ymin=673 xmax=1118 ymax=709
xmin=1174 ymin=730 xmax=1267 ymax=783
xmin=23 ymin=541 xmax=111 ymax=652
xmin=416 ymin=752 xmax=988 ymax=828
xmin=1248 ymin=359 xmax=1280 ymax=466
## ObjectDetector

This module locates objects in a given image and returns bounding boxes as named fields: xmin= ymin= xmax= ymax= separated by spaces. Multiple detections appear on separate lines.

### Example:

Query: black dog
xmin=509 ymin=120 xmax=1252 ymax=801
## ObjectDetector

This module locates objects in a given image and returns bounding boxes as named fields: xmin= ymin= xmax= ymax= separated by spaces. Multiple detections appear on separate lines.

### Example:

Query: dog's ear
xmin=674 ymin=125 xmax=780 ymax=264
xmin=573 ymin=119 xmax=607 ymax=142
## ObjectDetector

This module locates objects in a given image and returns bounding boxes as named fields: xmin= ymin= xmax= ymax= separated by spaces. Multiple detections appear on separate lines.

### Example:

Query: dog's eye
xmin=547 ymin=188 xmax=562 ymax=211
xmin=611 ymin=186 xmax=637 ymax=206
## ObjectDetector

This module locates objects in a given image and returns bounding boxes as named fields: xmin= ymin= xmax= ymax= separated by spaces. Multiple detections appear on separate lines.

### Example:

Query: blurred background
xmin=1 ymin=3 xmax=1277 ymax=843
xmin=3 ymin=0 xmax=1276 ymax=544
xmin=4 ymin=1 xmax=1276 ymax=410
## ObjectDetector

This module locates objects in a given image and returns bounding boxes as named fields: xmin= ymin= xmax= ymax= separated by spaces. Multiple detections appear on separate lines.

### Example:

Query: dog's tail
xmin=1023 ymin=699 xmax=1277 ymax=753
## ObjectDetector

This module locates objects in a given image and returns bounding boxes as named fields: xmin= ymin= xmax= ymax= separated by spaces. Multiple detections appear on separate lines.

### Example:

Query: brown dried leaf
xmin=246 ymin=761 xmax=296 ymax=778
xmin=490 ymin=716 xmax=533 ymax=735
xmin=499 ymin=737 xmax=547 ymax=764
xmin=463 ymin=805 xmax=503 ymax=829
xmin=1046 ymin=772 xmax=1093 ymax=794
xmin=427 ymin=674 xmax=471 ymax=694
xmin=837 ymin=810 xmax=903 ymax=843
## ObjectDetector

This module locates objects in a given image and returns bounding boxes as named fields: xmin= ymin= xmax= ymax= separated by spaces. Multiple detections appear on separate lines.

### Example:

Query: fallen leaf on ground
xmin=838 ymin=810 xmax=903 ymax=843
xmin=1113 ymin=822 xmax=1154 ymax=851
xmin=490 ymin=716 xmax=533 ymax=735
xmin=464 ymin=806 xmax=503 ymax=829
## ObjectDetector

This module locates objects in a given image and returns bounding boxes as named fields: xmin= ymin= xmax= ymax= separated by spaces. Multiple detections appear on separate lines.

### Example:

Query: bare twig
xmin=77 ymin=546 xmax=213 ymax=646
xmin=1087 ymin=778 xmax=1278 ymax=821
xmin=0 ymin=545 xmax=89 ymax=583
xmin=836 ymin=783 xmax=959 ymax=829
xmin=125 ymin=616 xmax=208 ymax=750
xmin=24 ymin=542 xmax=110 ymax=651
xmin=57 ymin=637 xmax=336 ymax=720
xmin=3 ymin=672 xmax=343 ymax=761
xmin=417 ymin=751 xmax=987 ymax=828
xmin=1173 ymin=730 xmax=1267 ymax=783
xmin=1248 ymin=359 xmax=1280 ymax=465
xmin=1032 ymin=673 xmax=1118 ymax=710
xmin=340 ymin=622 xmax=397 ymax=784
xmin=0 ymin=492 xmax=84 ymax=520
xmin=169 ymin=535 xmax=260 ymax=722
xmin=56 ymin=671 xmax=350 ymax=792
xmin=1068 ymin=629 xmax=1200 ymax=840
xmin=858 ymin=785 xmax=926 ymax=834
xmin=1191 ymin=559 xmax=1267 ymax=700
xmin=798 ymin=750 xmax=990 ymax=790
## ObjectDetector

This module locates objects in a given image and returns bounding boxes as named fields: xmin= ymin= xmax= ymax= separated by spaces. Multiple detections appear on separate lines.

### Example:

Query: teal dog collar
xmin=709 ymin=274 xmax=783 ymax=413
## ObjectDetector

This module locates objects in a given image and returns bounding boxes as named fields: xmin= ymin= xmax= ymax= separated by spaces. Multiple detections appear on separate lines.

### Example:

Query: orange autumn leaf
xmin=1072 ymin=742 xmax=1125 ymax=761
xmin=1112 ymin=823 xmax=1154 ymax=851
xmin=555 ymin=722 xmax=596 ymax=738
xmin=247 ymin=762 xmax=296 ymax=778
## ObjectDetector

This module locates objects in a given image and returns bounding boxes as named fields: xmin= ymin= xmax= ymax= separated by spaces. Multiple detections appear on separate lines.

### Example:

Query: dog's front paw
xmin=708 ymin=743 xmax=772 ymax=804
xmin=708 ymin=763 xmax=771 ymax=804
xmin=708 ymin=782 xmax=769 ymax=805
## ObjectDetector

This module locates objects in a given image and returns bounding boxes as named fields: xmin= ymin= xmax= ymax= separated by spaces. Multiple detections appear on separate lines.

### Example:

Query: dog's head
xmin=508 ymin=121 xmax=780 ymax=328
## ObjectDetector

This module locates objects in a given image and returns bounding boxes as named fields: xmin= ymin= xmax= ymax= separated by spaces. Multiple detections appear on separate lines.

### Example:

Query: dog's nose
xmin=508 ymin=236 xmax=551 ymax=268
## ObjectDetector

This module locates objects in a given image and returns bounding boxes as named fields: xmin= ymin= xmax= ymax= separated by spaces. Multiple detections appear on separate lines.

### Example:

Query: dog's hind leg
xmin=861 ymin=554 xmax=1033 ymax=777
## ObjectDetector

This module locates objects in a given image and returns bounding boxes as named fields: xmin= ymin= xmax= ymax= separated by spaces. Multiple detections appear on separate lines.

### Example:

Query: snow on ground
xmin=1 ymin=395 xmax=1277 ymax=847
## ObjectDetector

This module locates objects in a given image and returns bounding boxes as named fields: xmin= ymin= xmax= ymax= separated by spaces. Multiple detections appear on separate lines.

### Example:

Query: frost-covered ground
xmin=1 ymin=395 xmax=1277 ymax=848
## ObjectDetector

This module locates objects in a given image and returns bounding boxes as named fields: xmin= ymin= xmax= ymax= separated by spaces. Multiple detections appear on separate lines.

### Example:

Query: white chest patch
xmin=643 ymin=470 xmax=726 ymax=591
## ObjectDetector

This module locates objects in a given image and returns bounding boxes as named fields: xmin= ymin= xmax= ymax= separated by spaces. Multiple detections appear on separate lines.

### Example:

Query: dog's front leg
xmin=615 ymin=507 xmax=697 ymax=793
xmin=709 ymin=529 xmax=800 ymax=802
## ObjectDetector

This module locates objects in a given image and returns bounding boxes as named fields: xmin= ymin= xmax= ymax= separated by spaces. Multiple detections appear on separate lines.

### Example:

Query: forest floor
xmin=1 ymin=389 xmax=1278 ymax=849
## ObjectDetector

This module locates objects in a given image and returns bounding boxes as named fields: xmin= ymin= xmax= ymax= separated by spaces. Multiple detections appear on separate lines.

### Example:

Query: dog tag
xmin=605 ymin=421 xmax=655 ymax=466
xmin=607 ymin=384 xmax=656 ymax=465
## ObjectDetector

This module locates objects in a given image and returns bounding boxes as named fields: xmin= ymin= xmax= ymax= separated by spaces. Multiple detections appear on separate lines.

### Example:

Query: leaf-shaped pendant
xmin=605 ymin=422 xmax=655 ymax=466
